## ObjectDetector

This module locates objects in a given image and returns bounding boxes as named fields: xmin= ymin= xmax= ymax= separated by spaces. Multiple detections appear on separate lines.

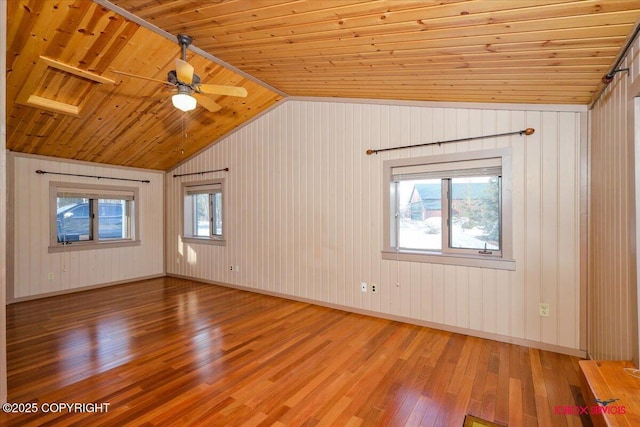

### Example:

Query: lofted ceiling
xmin=6 ymin=0 xmax=640 ymax=171
xmin=6 ymin=0 xmax=283 ymax=171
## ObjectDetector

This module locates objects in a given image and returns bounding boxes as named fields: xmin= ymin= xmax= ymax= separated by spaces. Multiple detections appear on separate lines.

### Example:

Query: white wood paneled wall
xmin=590 ymin=33 xmax=640 ymax=363
xmin=10 ymin=154 xmax=165 ymax=300
xmin=166 ymin=100 xmax=584 ymax=353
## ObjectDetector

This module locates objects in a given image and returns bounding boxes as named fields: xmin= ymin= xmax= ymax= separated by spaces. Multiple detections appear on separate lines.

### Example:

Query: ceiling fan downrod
xmin=176 ymin=34 xmax=193 ymax=61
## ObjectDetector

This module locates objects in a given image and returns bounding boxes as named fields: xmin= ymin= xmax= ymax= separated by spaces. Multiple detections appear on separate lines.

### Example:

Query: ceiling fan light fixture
xmin=172 ymin=93 xmax=197 ymax=112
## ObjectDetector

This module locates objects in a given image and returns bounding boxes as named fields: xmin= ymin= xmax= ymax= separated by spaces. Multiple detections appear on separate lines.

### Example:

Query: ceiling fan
xmin=112 ymin=34 xmax=247 ymax=112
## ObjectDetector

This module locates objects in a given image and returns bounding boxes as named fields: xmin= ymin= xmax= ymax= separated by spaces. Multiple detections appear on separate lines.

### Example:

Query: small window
xmin=383 ymin=149 xmax=514 ymax=270
xmin=49 ymin=182 xmax=139 ymax=252
xmin=182 ymin=179 xmax=225 ymax=245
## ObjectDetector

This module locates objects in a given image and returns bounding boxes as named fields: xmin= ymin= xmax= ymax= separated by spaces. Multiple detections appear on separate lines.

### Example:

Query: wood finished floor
xmin=1 ymin=277 xmax=591 ymax=426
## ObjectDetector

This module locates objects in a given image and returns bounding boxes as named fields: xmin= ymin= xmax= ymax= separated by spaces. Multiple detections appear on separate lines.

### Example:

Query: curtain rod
xmin=173 ymin=167 xmax=229 ymax=178
xmin=35 ymin=169 xmax=150 ymax=183
xmin=365 ymin=128 xmax=535 ymax=155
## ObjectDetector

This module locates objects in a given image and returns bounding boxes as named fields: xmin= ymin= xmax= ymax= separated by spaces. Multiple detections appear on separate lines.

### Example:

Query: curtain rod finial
xmin=525 ymin=128 xmax=535 ymax=135
xmin=366 ymin=149 xmax=375 ymax=155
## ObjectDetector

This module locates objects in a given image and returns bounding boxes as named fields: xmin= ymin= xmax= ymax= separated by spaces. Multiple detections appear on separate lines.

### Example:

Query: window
xmin=383 ymin=149 xmax=514 ymax=270
xmin=182 ymin=179 xmax=225 ymax=245
xmin=49 ymin=182 xmax=140 ymax=252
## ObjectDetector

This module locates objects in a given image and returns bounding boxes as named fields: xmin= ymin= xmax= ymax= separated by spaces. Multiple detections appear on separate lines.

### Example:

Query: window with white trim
xmin=49 ymin=182 xmax=139 ymax=252
xmin=182 ymin=179 xmax=225 ymax=245
xmin=383 ymin=149 xmax=514 ymax=270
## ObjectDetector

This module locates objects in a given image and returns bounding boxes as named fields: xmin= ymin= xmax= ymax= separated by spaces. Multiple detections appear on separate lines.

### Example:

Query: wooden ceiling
xmin=6 ymin=0 xmax=283 ymax=170
xmin=7 ymin=1 xmax=640 ymax=170
xmin=112 ymin=0 xmax=640 ymax=104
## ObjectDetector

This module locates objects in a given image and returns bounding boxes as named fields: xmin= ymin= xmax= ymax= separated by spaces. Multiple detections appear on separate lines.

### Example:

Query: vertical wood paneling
xmin=10 ymin=155 xmax=165 ymax=300
xmin=524 ymin=111 xmax=543 ymax=343
xmin=589 ymin=34 xmax=640 ymax=363
xmin=482 ymin=268 xmax=498 ymax=334
xmin=409 ymin=260 xmax=421 ymax=319
xmin=165 ymin=100 xmax=584 ymax=351
xmin=420 ymin=263 xmax=433 ymax=322
xmin=496 ymin=270 xmax=510 ymax=337
xmin=432 ymin=263 xmax=445 ymax=325
xmin=510 ymin=110 xmax=527 ymax=341
xmin=456 ymin=267 xmax=469 ymax=329
xmin=468 ymin=268 xmax=482 ymax=331
xmin=541 ymin=111 xmax=559 ymax=345
xmin=557 ymin=112 xmax=580 ymax=349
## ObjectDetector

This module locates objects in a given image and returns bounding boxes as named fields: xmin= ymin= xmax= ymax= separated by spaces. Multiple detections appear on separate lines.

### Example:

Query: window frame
xmin=382 ymin=148 xmax=515 ymax=271
xmin=48 ymin=182 xmax=140 ymax=253
xmin=181 ymin=179 xmax=226 ymax=246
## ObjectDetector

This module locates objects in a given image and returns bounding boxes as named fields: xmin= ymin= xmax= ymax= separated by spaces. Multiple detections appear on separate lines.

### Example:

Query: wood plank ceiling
xmin=6 ymin=0 xmax=640 ymax=170
xmin=110 ymin=0 xmax=640 ymax=105
xmin=6 ymin=0 xmax=283 ymax=170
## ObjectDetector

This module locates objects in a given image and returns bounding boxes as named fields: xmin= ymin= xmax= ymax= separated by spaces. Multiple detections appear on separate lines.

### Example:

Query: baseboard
xmin=167 ymin=273 xmax=587 ymax=358
xmin=7 ymin=273 xmax=166 ymax=304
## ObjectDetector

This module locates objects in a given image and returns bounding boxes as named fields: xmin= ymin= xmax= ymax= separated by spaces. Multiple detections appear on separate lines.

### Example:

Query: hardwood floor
xmin=1 ymin=277 xmax=590 ymax=426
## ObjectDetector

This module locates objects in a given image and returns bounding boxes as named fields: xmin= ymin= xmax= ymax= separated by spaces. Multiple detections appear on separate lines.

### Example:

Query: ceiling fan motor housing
xmin=176 ymin=85 xmax=191 ymax=96
xmin=168 ymin=70 xmax=200 ymax=86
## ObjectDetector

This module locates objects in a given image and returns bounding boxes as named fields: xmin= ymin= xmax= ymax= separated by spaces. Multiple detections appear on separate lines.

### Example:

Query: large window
xmin=49 ymin=183 xmax=139 ymax=252
xmin=383 ymin=149 xmax=514 ymax=270
xmin=182 ymin=179 xmax=225 ymax=245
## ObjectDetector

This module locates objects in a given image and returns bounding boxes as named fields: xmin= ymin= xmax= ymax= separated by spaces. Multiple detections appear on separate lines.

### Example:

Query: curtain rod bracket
xmin=601 ymin=68 xmax=630 ymax=84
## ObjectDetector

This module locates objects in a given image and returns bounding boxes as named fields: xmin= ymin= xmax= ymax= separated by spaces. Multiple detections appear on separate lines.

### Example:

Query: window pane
xmin=397 ymin=179 xmax=442 ymax=251
xmin=56 ymin=197 xmax=92 ymax=242
xmin=193 ymin=193 xmax=211 ymax=237
xmin=449 ymin=176 xmax=500 ymax=251
xmin=212 ymin=192 xmax=222 ymax=236
xmin=98 ymin=199 xmax=127 ymax=240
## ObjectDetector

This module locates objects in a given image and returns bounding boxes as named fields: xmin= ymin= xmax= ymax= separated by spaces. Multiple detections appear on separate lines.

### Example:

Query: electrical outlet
xmin=539 ymin=303 xmax=550 ymax=317
xmin=48 ymin=272 xmax=54 ymax=280
xmin=371 ymin=283 xmax=377 ymax=293
xmin=229 ymin=265 xmax=234 ymax=271
xmin=361 ymin=282 xmax=367 ymax=292
xmin=234 ymin=265 xmax=240 ymax=272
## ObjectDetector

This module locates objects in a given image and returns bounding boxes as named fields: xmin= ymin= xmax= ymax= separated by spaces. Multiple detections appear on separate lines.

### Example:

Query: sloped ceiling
xmin=113 ymin=0 xmax=640 ymax=105
xmin=6 ymin=0 xmax=283 ymax=170
xmin=6 ymin=0 xmax=640 ymax=170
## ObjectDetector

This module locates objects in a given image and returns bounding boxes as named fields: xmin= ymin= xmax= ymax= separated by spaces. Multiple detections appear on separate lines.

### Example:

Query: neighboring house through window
xmin=49 ymin=182 xmax=139 ymax=252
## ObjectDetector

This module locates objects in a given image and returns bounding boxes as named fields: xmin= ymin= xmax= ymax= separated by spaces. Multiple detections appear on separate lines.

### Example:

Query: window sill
xmin=48 ymin=239 xmax=141 ymax=253
xmin=182 ymin=236 xmax=226 ymax=246
xmin=381 ymin=250 xmax=515 ymax=271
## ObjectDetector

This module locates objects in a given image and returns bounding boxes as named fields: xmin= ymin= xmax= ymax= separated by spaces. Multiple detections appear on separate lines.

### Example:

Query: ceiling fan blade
xmin=193 ymin=93 xmax=222 ymax=112
xmin=175 ymin=59 xmax=194 ymax=84
xmin=198 ymin=84 xmax=248 ymax=98
xmin=110 ymin=69 xmax=174 ymax=86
